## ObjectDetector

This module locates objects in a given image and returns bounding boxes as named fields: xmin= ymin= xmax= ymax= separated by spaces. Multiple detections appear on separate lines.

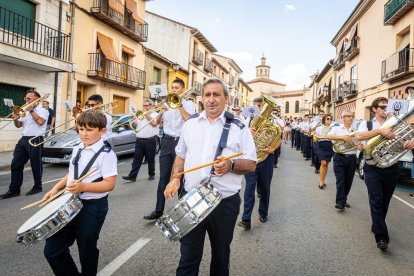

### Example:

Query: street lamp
xmin=172 ymin=63 xmax=180 ymax=72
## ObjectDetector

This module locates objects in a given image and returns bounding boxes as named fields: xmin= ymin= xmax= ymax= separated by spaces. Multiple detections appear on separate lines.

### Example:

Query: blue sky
xmin=146 ymin=0 xmax=360 ymax=90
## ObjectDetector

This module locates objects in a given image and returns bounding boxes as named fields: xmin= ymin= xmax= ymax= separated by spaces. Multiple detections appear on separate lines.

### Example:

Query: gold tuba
xmin=364 ymin=107 xmax=414 ymax=168
xmin=333 ymin=132 xmax=357 ymax=153
xmin=250 ymin=94 xmax=281 ymax=163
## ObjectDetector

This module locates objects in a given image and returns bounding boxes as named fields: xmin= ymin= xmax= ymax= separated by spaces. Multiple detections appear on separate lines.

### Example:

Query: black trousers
xmin=155 ymin=138 xmax=179 ymax=213
xmin=295 ymin=130 xmax=301 ymax=150
xmin=128 ymin=136 xmax=156 ymax=179
xmin=9 ymin=136 xmax=43 ymax=193
xmin=291 ymin=129 xmax=295 ymax=148
xmin=44 ymin=197 xmax=108 ymax=276
xmin=311 ymin=139 xmax=320 ymax=169
xmin=303 ymin=136 xmax=311 ymax=158
xmin=177 ymin=192 xmax=241 ymax=276
xmin=363 ymin=164 xmax=399 ymax=243
xmin=333 ymin=154 xmax=356 ymax=204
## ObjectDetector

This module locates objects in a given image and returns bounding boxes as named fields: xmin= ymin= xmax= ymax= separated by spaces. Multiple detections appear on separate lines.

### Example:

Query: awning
xmin=108 ymin=0 xmax=124 ymax=15
xmin=345 ymin=24 xmax=358 ymax=50
xmin=122 ymin=45 xmax=135 ymax=57
xmin=97 ymin=32 xmax=120 ymax=62
xmin=125 ymin=0 xmax=145 ymax=25
xmin=397 ymin=32 xmax=410 ymax=52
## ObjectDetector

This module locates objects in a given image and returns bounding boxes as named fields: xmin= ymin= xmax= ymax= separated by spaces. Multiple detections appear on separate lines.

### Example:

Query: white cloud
xmin=280 ymin=64 xmax=309 ymax=90
xmin=212 ymin=18 xmax=221 ymax=24
xmin=283 ymin=4 xmax=296 ymax=13
xmin=222 ymin=51 xmax=253 ymax=63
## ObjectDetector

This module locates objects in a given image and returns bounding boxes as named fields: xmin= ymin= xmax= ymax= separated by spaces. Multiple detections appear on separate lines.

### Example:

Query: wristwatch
xmin=229 ymin=159 xmax=235 ymax=172
xmin=29 ymin=110 xmax=34 ymax=113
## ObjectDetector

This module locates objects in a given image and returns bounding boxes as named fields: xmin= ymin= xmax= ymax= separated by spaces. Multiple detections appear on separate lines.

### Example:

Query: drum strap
xmin=73 ymin=145 xmax=107 ymax=180
xmin=210 ymin=111 xmax=234 ymax=174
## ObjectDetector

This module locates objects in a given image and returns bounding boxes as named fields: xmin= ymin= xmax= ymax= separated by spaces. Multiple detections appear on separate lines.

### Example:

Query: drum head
xmin=17 ymin=193 xmax=73 ymax=234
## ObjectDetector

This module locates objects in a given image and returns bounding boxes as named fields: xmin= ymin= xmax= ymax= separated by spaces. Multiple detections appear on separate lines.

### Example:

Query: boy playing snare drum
xmin=42 ymin=109 xmax=117 ymax=275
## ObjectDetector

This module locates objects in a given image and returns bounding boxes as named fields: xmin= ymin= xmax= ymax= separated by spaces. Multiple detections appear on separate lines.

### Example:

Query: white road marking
xmin=42 ymin=178 xmax=63 ymax=184
xmin=393 ymin=195 xmax=414 ymax=210
xmin=97 ymin=238 xmax=151 ymax=276
xmin=117 ymin=162 xmax=125 ymax=165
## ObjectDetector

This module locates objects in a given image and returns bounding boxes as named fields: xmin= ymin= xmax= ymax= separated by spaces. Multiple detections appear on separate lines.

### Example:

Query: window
xmin=338 ymin=75 xmax=344 ymax=88
xmin=0 ymin=83 xmax=33 ymax=117
xmin=350 ymin=65 xmax=357 ymax=81
xmin=152 ymin=67 xmax=161 ymax=85
xmin=285 ymin=101 xmax=290 ymax=113
xmin=295 ymin=101 xmax=299 ymax=113
xmin=0 ymin=0 xmax=36 ymax=38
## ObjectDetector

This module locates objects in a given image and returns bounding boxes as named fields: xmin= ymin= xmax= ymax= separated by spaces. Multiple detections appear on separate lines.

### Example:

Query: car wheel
xmin=358 ymin=155 xmax=365 ymax=180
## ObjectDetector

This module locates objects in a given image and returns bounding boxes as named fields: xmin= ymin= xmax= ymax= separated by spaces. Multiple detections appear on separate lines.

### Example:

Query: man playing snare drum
xmin=164 ymin=77 xmax=257 ymax=276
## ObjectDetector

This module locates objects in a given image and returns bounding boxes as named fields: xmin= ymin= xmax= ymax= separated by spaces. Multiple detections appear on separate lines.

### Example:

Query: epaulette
xmin=231 ymin=118 xmax=245 ymax=129
xmin=188 ymin=113 xmax=200 ymax=120
xmin=102 ymin=146 xmax=112 ymax=153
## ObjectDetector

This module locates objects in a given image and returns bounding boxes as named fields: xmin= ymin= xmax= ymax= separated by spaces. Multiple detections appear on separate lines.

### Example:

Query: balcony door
xmin=112 ymin=95 xmax=126 ymax=114
xmin=121 ymin=52 xmax=130 ymax=83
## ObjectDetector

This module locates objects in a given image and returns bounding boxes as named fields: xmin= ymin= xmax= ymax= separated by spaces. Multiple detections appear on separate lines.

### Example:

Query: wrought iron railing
xmin=192 ymin=81 xmax=202 ymax=96
xmin=343 ymin=80 xmax=358 ymax=97
xmin=192 ymin=49 xmax=204 ymax=66
xmin=344 ymin=38 xmax=359 ymax=60
xmin=0 ymin=6 xmax=70 ymax=61
xmin=91 ymin=0 xmax=148 ymax=42
xmin=381 ymin=48 xmax=414 ymax=82
xmin=333 ymin=52 xmax=344 ymax=70
xmin=88 ymin=53 xmax=146 ymax=89
xmin=384 ymin=0 xmax=414 ymax=25
xmin=204 ymin=59 xmax=213 ymax=73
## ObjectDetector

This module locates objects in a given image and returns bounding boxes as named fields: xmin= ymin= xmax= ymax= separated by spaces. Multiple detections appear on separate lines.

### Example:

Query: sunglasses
xmin=143 ymin=104 xmax=151 ymax=107
xmin=376 ymin=105 xmax=387 ymax=110
xmin=86 ymin=104 xmax=96 ymax=107
xmin=326 ymin=118 xmax=332 ymax=121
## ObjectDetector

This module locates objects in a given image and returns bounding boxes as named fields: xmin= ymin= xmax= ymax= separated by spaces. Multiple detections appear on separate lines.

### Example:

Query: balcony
xmin=192 ymin=49 xmax=204 ymax=66
xmin=381 ymin=48 xmax=414 ymax=82
xmin=331 ymin=88 xmax=344 ymax=103
xmin=192 ymin=81 xmax=202 ymax=96
xmin=333 ymin=53 xmax=345 ymax=71
xmin=343 ymin=80 xmax=358 ymax=98
xmin=87 ymin=53 xmax=146 ymax=89
xmin=90 ymin=0 xmax=148 ymax=43
xmin=384 ymin=0 xmax=414 ymax=25
xmin=0 ymin=6 xmax=71 ymax=72
xmin=343 ymin=38 xmax=359 ymax=61
xmin=204 ymin=59 xmax=213 ymax=73
xmin=229 ymin=74 xmax=235 ymax=86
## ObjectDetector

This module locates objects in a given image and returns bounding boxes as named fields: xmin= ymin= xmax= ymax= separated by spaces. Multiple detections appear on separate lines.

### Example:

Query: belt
xmin=81 ymin=195 xmax=108 ymax=204
xmin=164 ymin=134 xmax=180 ymax=141
xmin=137 ymin=136 xmax=156 ymax=140
xmin=335 ymin=153 xmax=356 ymax=158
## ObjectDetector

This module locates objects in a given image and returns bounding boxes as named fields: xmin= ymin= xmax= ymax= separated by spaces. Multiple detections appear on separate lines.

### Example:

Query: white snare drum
xmin=17 ymin=193 xmax=83 ymax=246
xmin=156 ymin=178 xmax=222 ymax=241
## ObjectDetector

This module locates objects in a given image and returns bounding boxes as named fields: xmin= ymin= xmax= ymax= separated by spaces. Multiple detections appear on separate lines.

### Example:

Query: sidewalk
xmin=0 ymin=151 xmax=14 ymax=171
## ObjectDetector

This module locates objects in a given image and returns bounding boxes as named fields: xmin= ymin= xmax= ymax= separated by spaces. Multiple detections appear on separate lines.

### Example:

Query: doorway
xmin=113 ymin=95 xmax=127 ymax=114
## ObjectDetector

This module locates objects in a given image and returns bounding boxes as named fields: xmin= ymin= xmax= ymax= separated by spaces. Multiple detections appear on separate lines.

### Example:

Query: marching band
xmin=1 ymin=81 xmax=414 ymax=275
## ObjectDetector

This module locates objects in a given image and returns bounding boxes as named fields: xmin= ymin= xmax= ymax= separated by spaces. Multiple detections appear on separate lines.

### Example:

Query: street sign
xmin=149 ymin=84 xmax=167 ymax=99
xmin=387 ymin=99 xmax=409 ymax=115
xmin=3 ymin=98 xmax=14 ymax=107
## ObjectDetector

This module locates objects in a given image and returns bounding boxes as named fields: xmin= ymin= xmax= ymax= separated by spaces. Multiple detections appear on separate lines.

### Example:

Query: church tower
xmin=256 ymin=54 xmax=271 ymax=79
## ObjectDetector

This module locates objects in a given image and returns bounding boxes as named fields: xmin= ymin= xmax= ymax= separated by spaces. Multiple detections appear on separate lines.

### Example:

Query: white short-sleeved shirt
xmin=175 ymin=111 xmax=257 ymax=198
xmin=102 ymin=113 xmax=112 ymax=141
xmin=274 ymin=117 xmax=285 ymax=128
xmin=67 ymin=138 xmax=118 ymax=200
xmin=356 ymin=117 xmax=383 ymax=146
xmin=301 ymin=121 xmax=310 ymax=133
xmin=328 ymin=124 xmax=357 ymax=154
xmin=162 ymin=99 xmax=195 ymax=137
xmin=19 ymin=104 xmax=49 ymax=136
xmin=136 ymin=112 xmax=159 ymax=138
xmin=316 ymin=125 xmax=332 ymax=142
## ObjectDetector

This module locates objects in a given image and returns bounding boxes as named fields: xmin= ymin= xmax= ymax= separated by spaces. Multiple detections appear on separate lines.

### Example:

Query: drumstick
xmin=174 ymin=152 xmax=243 ymax=177
xmin=39 ymin=168 xmax=99 ymax=207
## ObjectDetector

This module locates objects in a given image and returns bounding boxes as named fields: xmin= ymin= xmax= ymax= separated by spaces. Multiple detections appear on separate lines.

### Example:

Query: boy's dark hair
xmin=322 ymin=114 xmax=332 ymax=124
xmin=172 ymin=78 xmax=185 ymax=88
xmin=371 ymin=97 xmax=388 ymax=109
xmin=88 ymin=94 xmax=104 ymax=104
xmin=76 ymin=109 xmax=107 ymax=130
xmin=26 ymin=90 xmax=41 ymax=98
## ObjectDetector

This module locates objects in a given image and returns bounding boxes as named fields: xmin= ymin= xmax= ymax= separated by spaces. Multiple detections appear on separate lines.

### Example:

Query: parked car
xmin=42 ymin=114 xmax=161 ymax=164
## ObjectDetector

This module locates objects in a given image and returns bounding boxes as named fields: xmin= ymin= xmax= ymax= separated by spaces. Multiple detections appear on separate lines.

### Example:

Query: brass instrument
xmin=333 ymin=132 xmax=357 ymax=153
xmin=250 ymin=93 xmax=281 ymax=163
xmin=0 ymin=93 xmax=50 ymax=131
xmin=28 ymin=100 xmax=118 ymax=147
xmin=313 ymin=125 xmax=331 ymax=143
xmin=128 ymin=105 xmax=163 ymax=132
xmin=364 ymin=107 xmax=414 ymax=168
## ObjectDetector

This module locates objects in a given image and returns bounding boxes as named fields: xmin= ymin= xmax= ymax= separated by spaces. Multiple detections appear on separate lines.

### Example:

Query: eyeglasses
xmin=376 ymin=105 xmax=387 ymax=110
xmin=86 ymin=104 xmax=96 ymax=107
xmin=326 ymin=118 xmax=332 ymax=121
xmin=143 ymin=104 xmax=151 ymax=107
xmin=342 ymin=115 xmax=353 ymax=118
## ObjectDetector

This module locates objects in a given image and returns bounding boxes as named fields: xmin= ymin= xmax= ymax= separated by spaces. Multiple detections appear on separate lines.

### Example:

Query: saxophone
xmin=364 ymin=107 xmax=414 ymax=168
xmin=250 ymin=94 xmax=281 ymax=163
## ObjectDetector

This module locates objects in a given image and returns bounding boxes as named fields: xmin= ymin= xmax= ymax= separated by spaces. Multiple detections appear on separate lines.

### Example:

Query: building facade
xmin=311 ymin=60 xmax=335 ymax=117
xmin=272 ymin=88 xmax=310 ymax=118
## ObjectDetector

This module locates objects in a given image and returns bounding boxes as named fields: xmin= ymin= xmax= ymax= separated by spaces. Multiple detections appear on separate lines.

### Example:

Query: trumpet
xmin=28 ymin=100 xmax=118 ymax=147
xmin=0 ymin=93 xmax=50 ymax=131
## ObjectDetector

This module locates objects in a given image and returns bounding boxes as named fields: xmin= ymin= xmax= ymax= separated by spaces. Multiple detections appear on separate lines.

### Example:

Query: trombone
xmin=0 ymin=93 xmax=50 ymax=131
xmin=28 ymin=100 xmax=118 ymax=147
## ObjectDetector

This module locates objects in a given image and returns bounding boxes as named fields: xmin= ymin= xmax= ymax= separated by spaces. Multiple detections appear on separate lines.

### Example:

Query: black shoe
xmin=257 ymin=193 xmax=262 ymax=198
xmin=0 ymin=191 xmax=20 ymax=199
xmin=238 ymin=221 xmax=251 ymax=229
xmin=260 ymin=216 xmax=267 ymax=223
xmin=148 ymin=176 xmax=155 ymax=180
xmin=377 ymin=240 xmax=388 ymax=250
xmin=335 ymin=203 xmax=345 ymax=210
xmin=25 ymin=188 xmax=42 ymax=196
xmin=273 ymin=164 xmax=277 ymax=168
xmin=318 ymin=184 xmax=324 ymax=190
xmin=305 ymin=158 xmax=311 ymax=161
xmin=143 ymin=211 xmax=162 ymax=220
xmin=315 ymin=169 xmax=320 ymax=174
xmin=310 ymin=163 xmax=314 ymax=167
xmin=344 ymin=202 xmax=351 ymax=208
xmin=122 ymin=176 xmax=136 ymax=182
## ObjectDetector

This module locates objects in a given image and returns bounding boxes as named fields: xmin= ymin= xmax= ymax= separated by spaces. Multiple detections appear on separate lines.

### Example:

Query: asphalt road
xmin=0 ymin=145 xmax=414 ymax=276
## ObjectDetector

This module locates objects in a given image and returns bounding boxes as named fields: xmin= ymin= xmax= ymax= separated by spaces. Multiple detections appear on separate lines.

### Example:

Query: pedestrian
xmin=284 ymin=122 xmax=291 ymax=143
xmin=356 ymin=97 xmax=414 ymax=250
xmin=164 ymin=77 xmax=256 ymax=275
xmin=310 ymin=111 xmax=324 ymax=173
xmin=122 ymin=99 xmax=159 ymax=182
xmin=143 ymin=78 xmax=195 ymax=220
xmin=315 ymin=114 xmax=334 ymax=189
xmin=42 ymin=100 xmax=55 ymax=137
xmin=326 ymin=110 xmax=357 ymax=210
xmin=0 ymin=90 xmax=49 ymax=199
xmin=43 ymin=109 xmax=117 ymax=275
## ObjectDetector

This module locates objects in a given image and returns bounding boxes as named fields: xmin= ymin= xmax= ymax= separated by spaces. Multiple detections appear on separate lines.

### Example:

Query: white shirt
xmin=356 ymin=117 xmax=383 ymax=147
xmin=103 ymin=113 xmax=112 ymax=141
xmin=162 ymin=99 xmax=195 ymax=137
xmin=19 ymin=104 xmax=49 ymax=136
xmin=274 ymin=117 xmax=285 ymax=128
xmin=175 ymin=111 xmax=257 ymax=198
xmin=301 ymin=121 xmax=310 ymax=133
xmin=136 ymin=112 xmax=159 ymax=138
xmin=328 ymin=124 xmax=357 ymax=154
xmin=316 ymin=125 xmax=331 ymax=142
xmin=67 ymin=138 xmax=118 ymax=200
